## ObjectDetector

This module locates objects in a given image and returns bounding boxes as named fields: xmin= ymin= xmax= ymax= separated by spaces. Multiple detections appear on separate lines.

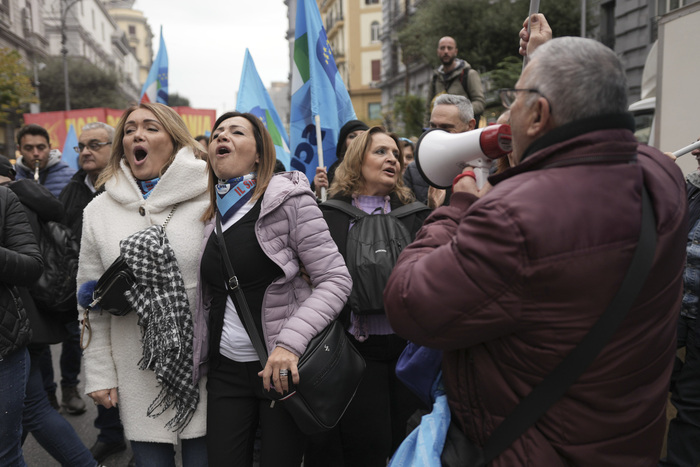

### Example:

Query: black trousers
xmin=206 ymin=356 xmax=306 ymax=467
xmin=305 ymin=333 xmax=425 ymax=467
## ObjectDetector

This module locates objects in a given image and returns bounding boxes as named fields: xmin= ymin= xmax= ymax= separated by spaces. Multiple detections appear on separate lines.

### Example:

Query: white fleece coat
xmin=78 ymin=148 xmax=209 ymax=443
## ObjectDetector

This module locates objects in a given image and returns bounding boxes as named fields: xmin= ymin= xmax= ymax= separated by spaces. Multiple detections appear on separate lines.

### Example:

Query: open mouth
xmin=383 ymin=167 xmax=396 ymax=176
xmin=134 ymin=148 xmax=148 ymax=162
xmin=217 ymin=146 xmax=231 ymax=155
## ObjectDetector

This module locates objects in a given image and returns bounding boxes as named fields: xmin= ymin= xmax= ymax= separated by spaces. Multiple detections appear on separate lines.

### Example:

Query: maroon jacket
xmin=385 ymin=114 xmax=687 ymax=466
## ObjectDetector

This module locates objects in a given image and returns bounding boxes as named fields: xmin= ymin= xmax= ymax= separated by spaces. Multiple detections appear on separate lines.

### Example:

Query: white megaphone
xmin=415 ymin=124 xmax=512 ymax=189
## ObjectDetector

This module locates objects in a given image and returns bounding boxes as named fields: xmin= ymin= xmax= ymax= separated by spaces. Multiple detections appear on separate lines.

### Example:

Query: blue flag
xmin=62 ymin=124 xmax=79 ymax=170
xmin=140 ymin=27 xmax=168 ymax=105
xmin=290 ymin=0 xmax=356 ymax=182
xmin=236 ymin=49 xmax=291 ymax=170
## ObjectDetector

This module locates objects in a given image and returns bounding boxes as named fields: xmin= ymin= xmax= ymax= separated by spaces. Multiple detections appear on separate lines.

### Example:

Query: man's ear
xmin=526 ymin=97 xmax=553 ymax=137
xmin=468 ymin=119 xmax=476 ymax=131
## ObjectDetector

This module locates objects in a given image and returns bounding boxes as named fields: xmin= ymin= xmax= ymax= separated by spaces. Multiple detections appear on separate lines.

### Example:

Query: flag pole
xmin=522 ymin=0 xmax=541 ymax=71
xmin=315 ymin=114 xmax=327 ymax=201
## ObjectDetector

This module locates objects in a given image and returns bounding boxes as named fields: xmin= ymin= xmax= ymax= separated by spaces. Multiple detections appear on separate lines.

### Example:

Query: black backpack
xmin=31 ymin=220 xmax=80 ymax=314
xmin=323 ymin=200 xmax=430 ymax=316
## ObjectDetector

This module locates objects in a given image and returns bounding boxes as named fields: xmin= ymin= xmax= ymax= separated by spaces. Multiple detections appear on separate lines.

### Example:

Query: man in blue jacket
xmin=15 ymin=124 xmax=75 ymax=197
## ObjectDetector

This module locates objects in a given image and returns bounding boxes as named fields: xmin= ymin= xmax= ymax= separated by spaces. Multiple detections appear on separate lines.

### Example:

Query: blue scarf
xmin=216 ymin=173 xmax=257 ymax=223
xmin=138 ymin=177 xmax=160 ymax=199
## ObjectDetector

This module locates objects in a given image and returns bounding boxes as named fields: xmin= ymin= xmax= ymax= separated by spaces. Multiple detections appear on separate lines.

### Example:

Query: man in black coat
xmin=58 ymin=122 xmax=129 ymax=464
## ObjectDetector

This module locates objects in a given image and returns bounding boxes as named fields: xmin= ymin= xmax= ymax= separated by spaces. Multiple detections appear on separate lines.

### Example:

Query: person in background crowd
xmin=384 ymin=15 xmax=687 ymax=466
xmin=404 ymin=94 xmax=476 ymax=206
xmin=59 ymin=122 xmax=129 ymax=465
xmin=195 ymin=135 xmax=209 ymax=161
xmin=399 ymin=138 xmax=414 ymax=174
xmin=77 ymin=102 xmax=209 ymax=466
xmin=0 ymin=181 xmax=43 ymax=467
xmin=312 ymin=119 xmax=369 ymax=198
xmin=14 ymin=125 xmax=75 ymax=197
xmin=305 ymin=127 xmax=430 ymax=467
xmin=13 ymin=124 xmax=84 ymax=416
xmin=661 ymin=135 xmax=700 ymax=467
xmin=0 ymin=157 xmax=96 ymax=467
xmin=193 ymin=111 xmax=351 ymax=467
xmin=426 ymin=36 xmax=485 ymax=127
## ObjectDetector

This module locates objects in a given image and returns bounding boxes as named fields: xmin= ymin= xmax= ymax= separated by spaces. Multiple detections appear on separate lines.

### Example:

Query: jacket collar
xmin=490 ymin=113 xmax=637 ymax=186
xmin=105 ymin=147 xmax=208 ymax=211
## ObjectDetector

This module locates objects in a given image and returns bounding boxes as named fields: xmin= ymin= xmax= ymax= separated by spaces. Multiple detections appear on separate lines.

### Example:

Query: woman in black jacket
xmin=0 ymin=185 xmax=43 ymax=466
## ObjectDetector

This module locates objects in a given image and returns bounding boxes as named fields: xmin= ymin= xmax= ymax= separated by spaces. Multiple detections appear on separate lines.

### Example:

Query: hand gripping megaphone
xmin=415 ymin=124 xmax=512 ymax=189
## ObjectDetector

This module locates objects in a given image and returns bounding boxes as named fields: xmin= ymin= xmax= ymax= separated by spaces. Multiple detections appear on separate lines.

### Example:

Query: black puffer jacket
xmin=0 ymin=185 xmax=43 ymax=358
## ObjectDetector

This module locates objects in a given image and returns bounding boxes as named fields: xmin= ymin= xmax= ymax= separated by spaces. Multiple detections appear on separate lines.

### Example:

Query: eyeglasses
xmin=498 ymin=88 xmax=553 ymax=114
xmin=74 ymin=141 xmax=111 ymax=153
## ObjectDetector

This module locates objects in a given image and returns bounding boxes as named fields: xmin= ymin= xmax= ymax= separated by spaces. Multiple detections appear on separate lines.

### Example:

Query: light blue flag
xmin=61 ymin=124 xmax=79 ymax=170
xmin=290 ymin=0 xmax=356 ymax=182
xmin=236 ymin=49 xmax=291 ymax=170
xmin=140 ymin=27 xmax=168 ymax=105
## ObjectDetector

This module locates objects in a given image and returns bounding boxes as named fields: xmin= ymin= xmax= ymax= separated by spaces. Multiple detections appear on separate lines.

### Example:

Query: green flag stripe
xmin=265 ymin=110 xmax=283 ymax=147
xmin=294 ymin=33 xmax=310 ymax=83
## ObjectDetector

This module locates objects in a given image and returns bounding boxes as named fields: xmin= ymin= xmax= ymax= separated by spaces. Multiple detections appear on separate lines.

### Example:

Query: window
xmin=370 ymin=21 xmax=380 ymax=42
xmin=371 ymin=59 xmax=381 ymax=82
xmin=368 ymin=103 xmax=382 ymax=121
xmin=129 ymin=25 xmax=136 ymax=35
xmin=365 ymin=0 xmax=379 ymax=4
xmin=91 ymin=10 xmax=95 ymax=28
xmin=0 ymin=0 xmax=9 ymax=14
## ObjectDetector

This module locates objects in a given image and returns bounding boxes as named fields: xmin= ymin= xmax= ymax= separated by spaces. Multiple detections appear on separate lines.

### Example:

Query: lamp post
xmin=60 ymin=0 xmax=81 ymax=111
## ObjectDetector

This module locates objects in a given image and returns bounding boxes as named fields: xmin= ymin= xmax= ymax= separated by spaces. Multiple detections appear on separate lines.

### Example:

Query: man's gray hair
xmin=433 ymin=94 xmax=474 ymax=123
xmin=82 ymin=122 xmax=115 ymax=142
xmin=526 ymin=37 xmax=628 ymax=126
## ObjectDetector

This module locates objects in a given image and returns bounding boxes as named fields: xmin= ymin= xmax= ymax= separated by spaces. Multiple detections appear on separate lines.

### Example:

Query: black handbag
xmin=215 ymin=213 xmax=366 ymax=435
xmin=93 ymin=255 xmax=135 ymax=317
xmin=80 ymin=206 xmax=177 ymax=349
xmin=440 ymin=186 xmax=658 ymax=466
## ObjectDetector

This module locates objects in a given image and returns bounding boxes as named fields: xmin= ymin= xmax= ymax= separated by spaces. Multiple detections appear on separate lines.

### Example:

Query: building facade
xmin=43 ymin=0 xmax=140 ymax=102
xmin=0 ymin=0 xmax=49 ymax=156
xmin=104 ymin=0 xmax=153 ymax=86
xmin=318 ymin=0 xmax=383 ymax=125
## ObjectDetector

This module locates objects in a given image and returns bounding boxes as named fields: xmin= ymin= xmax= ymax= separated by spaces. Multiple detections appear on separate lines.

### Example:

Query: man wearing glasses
xmin=58 ymin=121 xmax=129 ymax=464
xmin=385 ymin=14 xmax=687 ymax=465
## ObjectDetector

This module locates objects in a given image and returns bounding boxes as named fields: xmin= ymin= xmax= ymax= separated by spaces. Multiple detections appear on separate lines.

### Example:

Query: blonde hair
xmin=201 ymin=112 xmax=276 ymax=221
xmin=329 ymin=126 xmax=414 ymax=204
xmin=96 ymin=102 xmax=199 ymax=189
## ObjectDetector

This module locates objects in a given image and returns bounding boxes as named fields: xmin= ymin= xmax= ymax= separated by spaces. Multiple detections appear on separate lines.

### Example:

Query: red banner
xmin=24 ymin=107 xmax=216 ymax=150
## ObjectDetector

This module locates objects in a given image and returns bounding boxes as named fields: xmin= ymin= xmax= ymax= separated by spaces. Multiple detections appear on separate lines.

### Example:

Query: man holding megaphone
xmin=384 ymin=14 xmax=687 ymax=466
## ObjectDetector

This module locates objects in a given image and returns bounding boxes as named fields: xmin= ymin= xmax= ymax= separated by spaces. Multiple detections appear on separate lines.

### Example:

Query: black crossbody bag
xmin=215 ymin=212 xmax=366 ymax=435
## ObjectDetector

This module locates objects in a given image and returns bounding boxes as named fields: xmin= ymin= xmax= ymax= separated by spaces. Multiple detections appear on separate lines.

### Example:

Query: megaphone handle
xmin=475 ymin=167 xmax=489 ymax=190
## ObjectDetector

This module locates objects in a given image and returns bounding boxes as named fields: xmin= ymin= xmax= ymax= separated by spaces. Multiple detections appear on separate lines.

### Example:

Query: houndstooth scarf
xmin=119 ymin=221 xmax=198 ymax=431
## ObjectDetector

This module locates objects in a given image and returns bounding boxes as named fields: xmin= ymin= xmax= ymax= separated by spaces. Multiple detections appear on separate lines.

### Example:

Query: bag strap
xmin=482 ymin=185 xmax=657 ymax=464
xmin=390 ymin=201 xmax=431 ymax=219
xmin=322 ymin=199 xmax=367 ymax=219
xmin=215 ymin=212 xmax=269 ymax=366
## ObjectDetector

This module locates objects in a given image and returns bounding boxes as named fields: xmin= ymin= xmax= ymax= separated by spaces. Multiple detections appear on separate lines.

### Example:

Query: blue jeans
xmin=130 ymin=437 xmax=207 ymax=467
xmin=95 ymin=405 xmax=124 ymax=444
xmin=22 ymin=347 xmax=95 ymax=467
xmin=661 ymin=316 xmax=700 ymax=467
xmin=0 ymin=347 xmax=30 ymax=467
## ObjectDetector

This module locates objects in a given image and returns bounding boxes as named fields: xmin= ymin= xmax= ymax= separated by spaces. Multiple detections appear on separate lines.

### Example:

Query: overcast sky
xmin=132 ymin=0 xmax=291 ymax=114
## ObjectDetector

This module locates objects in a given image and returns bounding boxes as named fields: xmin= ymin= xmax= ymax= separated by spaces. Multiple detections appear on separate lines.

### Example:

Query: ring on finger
xmin=279 ymin=369 xmax=289 ymax=377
